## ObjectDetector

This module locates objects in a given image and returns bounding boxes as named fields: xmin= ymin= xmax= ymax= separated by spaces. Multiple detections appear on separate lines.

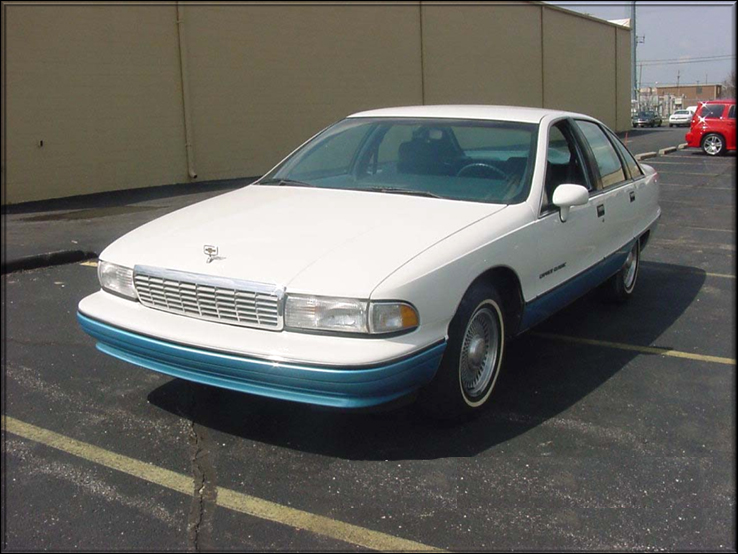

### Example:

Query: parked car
xmin=78 ymin=106 xmax=661 ymax=419
xmin=632 ymin=111 xmax=662 ymax=128
xmin=668 ymin=109 xmax=692 ymax=127
xmin=685 ymin=100 xmax=736 ymax=156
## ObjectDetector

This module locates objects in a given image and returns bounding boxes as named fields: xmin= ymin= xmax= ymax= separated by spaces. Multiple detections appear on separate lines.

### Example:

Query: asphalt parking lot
xmin=2 ymin=132 xmax=735 ymax=550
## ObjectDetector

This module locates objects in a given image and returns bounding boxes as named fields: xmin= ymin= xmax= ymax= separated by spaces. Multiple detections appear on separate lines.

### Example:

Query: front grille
xmin=133 ymin=265 xmax=284 ymax=330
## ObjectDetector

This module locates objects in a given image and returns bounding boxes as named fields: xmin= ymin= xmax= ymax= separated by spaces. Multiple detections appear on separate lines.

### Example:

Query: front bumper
xmin=77 ymin=312 xmax=445 ymax=408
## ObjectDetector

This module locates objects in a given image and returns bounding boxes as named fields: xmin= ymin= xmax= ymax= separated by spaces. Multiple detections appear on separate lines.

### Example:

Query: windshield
xmin=260 ymin=118 xmax=538 ymax=204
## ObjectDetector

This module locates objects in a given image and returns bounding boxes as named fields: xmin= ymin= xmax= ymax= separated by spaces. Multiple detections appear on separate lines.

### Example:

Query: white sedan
xmin=78 ymin=105 xmax=660 ymax=419
xmin=668 ymin=110 xmax=693 ymax=127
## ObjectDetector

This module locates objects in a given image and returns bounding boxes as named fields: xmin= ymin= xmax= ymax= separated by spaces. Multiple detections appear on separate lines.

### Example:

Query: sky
xmin=547 ymin=2 xmax=736 ymax=88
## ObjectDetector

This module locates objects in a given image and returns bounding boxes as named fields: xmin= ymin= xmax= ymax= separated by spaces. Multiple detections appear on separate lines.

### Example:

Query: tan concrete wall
xmin=182 ymin=4 xmax=423 ymax=182
xmin=421 ymin=2 xmax=543 ymax=107
xmin=542 ymin=6 xmax=618 ymax=129
xmin=3 ymin=2 xmax=630 ymax=205
xmin=616 ymin=27 xmax=632 ymax=131
xmin=4 ymin=4 xmax=188 ymax=204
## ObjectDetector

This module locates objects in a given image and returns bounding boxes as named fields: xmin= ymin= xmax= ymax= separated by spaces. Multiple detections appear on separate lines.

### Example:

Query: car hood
xmin=101 ymin=185 xmax=506 ymax=298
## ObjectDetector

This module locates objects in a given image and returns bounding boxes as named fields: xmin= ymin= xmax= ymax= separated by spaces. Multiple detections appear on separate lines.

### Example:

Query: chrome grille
xmin=133 ymin=265 xmax=284 ymax=330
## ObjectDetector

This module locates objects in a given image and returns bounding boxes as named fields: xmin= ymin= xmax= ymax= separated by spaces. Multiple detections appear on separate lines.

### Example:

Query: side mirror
xmin=552 ymin=184 xmax=589 ymax=222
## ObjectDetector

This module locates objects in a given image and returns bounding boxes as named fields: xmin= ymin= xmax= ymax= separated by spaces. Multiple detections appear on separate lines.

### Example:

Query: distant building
xmin=655 ymin=84 xmax=724 ymax=108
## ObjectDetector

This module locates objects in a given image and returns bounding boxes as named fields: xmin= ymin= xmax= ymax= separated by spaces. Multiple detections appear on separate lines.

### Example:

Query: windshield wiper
xmin=258 ymin=178 xmax=315 ymax=188
xmin=359 ymin=186 xmax=444 ymax=199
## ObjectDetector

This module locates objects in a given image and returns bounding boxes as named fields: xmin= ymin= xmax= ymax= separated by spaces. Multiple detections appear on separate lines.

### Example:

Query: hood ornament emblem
xmin=203 ymin=245 xmax=225 ymax=263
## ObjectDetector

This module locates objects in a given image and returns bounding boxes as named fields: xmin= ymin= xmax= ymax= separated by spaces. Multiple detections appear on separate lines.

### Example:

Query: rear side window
xmin=607 ymin=130 xmax=643 ymax=179
xmin=729 ymin=105 xmax=735 ymax=119
xmin=574 ymin=120 xmax=627 ymax=188
xmin=700 ymin=104 xmax=726 ymax=119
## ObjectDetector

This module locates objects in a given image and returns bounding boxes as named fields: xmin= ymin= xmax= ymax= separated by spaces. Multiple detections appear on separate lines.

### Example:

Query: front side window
xmin=261 ymin=118 xmax=538 ymax=204
xmin=729 ymin=105 xmax=735 ymax=119
xmin=574 ymin=120 xmax=627 ymax=189
xmin=542 ymin=121 xmax=589 ymax=212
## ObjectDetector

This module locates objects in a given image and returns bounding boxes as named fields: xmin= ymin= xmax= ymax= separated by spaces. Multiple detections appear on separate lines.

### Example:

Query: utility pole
xmin=631 ymin=2 xmax=645 ymax=111
xmin=631 ymin=2 xmax=637 ymax=106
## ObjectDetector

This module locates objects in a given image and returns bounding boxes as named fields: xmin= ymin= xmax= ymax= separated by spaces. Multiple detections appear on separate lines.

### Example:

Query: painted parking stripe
xmin=1 ymin=416 xmax=445 ymax=553
xmin=80 ymin=260 xmax=98 ymax=267
xmin=659 ymin=183 xmax=734 ymax=191
xmin=659 ymin=199 xmax=735 ymax=208
xmin=648 ymin=159 xmax=736 ymax=164
xmin=659 ymin=223 xmax=734 ymax=233
xmin=642 ymin=263 xmax=735 ymax=280
xmin=532 ymin=332 xmax=735 ymax=366
xmin=654 ymin=171 xmax=724 ymax=176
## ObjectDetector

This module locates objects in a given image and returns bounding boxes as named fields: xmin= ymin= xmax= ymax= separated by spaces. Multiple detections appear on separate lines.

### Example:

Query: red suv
xmin=685 ymin=100 xmax=736 ymax=156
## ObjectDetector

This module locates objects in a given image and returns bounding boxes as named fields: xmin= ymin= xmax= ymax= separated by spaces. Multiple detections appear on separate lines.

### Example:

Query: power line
xmin=639 ymin=54 xmax=734 ymax=64
xmin=640 ymin=57 xmax=735 ymax=67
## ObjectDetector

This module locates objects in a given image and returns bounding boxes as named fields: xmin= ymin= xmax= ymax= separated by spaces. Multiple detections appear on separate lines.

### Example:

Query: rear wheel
xmin=603 ymin=240 xmax=640 ymax=303
xmin=702 ymin=133 xmax=725 ymax=156
xmin=419 ymin=283 xmax=505 ymax=420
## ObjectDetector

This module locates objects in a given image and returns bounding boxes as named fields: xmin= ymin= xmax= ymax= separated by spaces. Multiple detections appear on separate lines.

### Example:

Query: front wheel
xmin=702 ymin=133 xmax=725 ymax=156
xmin=603 ymin=240 xmax=640 ymax=303
xmin=419 ymin=283 xmax=505 ymax=419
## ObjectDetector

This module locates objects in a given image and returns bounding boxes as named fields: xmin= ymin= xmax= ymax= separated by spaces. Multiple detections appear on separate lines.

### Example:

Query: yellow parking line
xmin=2 ymin=416 xmax=444 ymax=553
xmin=641 ymin=263 xmax=735 ymax=280
xmin=532 ymin=332 xmax=735 ymax=366
xmin=659 ymin=183 xmax=733 ymax=190
xmin=80 ymin=261 xmax=98 ymax=267
xmin=659 ymin=199 xmax=734 ymax=208
xmin=655 ymin=172 xmax=723 ymax=176
xmin=659 ymin=223 xmax=734 ymax=233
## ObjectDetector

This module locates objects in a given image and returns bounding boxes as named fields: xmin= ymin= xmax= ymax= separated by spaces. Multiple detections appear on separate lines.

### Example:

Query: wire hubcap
xmin=460 ymin=307 xmax=500 ymax=399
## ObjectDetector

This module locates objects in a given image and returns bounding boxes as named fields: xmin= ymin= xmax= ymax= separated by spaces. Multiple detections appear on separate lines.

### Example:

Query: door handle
xmin=597 ymin=204 xmax=605 ymax=217
xmin=630 ymin=191 xmax=636 ymax=203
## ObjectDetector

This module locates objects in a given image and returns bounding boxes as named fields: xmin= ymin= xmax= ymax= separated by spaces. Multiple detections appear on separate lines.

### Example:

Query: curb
xmin=658 ymin=146 xmax=677 ymax=156
xmin=677 ymin=143 xmax=688 ymax=150
xmin=1 ymin=250 xmax=98 ymax=275
xmin=635 ymin=152 xmax=657 ymax=161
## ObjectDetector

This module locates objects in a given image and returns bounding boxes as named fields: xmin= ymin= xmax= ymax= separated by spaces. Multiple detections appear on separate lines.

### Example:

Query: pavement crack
xmin=182 ymin=385 xmax=218 ymax=552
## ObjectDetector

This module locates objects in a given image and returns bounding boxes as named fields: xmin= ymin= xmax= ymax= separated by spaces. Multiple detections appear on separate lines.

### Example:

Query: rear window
xmin=699 ymin=104 xmax=726 ymax=119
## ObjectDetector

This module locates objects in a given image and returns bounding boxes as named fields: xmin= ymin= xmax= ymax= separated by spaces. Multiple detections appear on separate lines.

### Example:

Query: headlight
xmin=98 ymin=261 xmax=137 ymax=301
xmin=284 ymin=295 xmax=418 ymax=335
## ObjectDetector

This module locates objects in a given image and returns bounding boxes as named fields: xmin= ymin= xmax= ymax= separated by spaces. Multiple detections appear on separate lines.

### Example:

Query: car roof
xmin=346 ymin=105 xmax=586 ymax=124
xmin=701 ymin=99 xmax=735 ymax=104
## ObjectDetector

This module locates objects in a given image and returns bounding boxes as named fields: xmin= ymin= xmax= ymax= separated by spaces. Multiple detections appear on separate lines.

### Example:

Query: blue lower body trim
xmin=520 ymin=241 xmax=634 ymax=331
xmin=77 ymin=313 xmax=445 ymax=408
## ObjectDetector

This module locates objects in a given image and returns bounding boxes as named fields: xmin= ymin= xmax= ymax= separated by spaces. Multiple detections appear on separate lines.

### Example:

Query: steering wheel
xmin=456 ymin=162 xmax=508 ymax=180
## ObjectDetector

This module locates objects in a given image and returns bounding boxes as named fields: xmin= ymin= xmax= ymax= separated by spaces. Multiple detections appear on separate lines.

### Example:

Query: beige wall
xmin=3 ymin=2 xmax=630 ymax=205
xmin=422 ymin=2 xmax=544 ymax=107
xmin=616 ymin=27 xmax=632 ymax=131
xmin=542 ymin=7 xmax=617 ymax=128
xmin=5 ymin=4 xmax=188 ymax=204
xmin=183 ymin=4 xmax=423 ymax=182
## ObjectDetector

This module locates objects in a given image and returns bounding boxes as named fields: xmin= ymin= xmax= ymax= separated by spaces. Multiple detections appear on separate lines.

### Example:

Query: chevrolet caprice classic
xmin=78 ymin=105 xmax=660 ymax=418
